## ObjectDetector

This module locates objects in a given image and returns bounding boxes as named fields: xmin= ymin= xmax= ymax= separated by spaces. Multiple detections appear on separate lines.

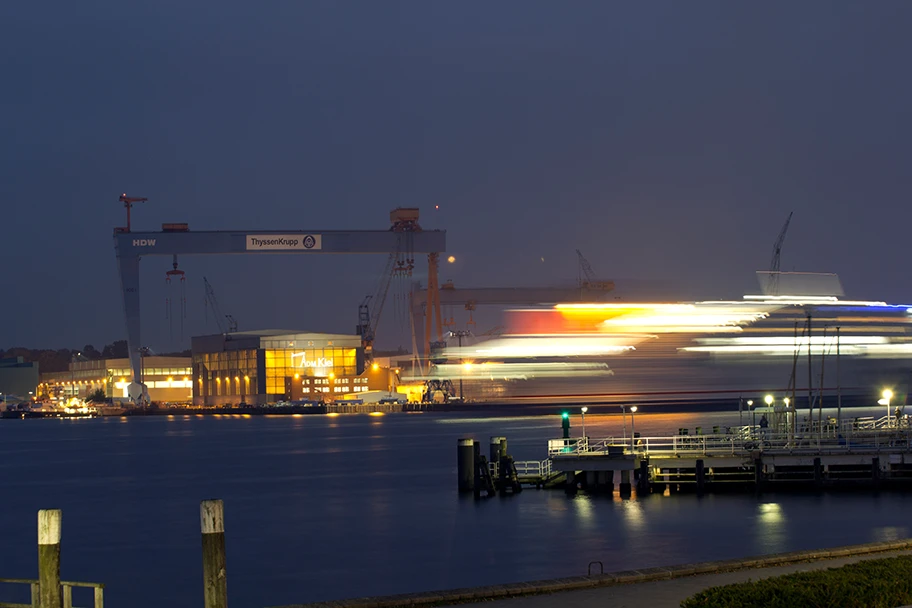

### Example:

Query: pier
xmin=460 ymin=415 xmax=912 ymax=496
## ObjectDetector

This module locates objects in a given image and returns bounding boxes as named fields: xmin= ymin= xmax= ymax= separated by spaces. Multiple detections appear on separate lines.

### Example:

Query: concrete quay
xmin=272 ymin=539 xmax=912 ymax=608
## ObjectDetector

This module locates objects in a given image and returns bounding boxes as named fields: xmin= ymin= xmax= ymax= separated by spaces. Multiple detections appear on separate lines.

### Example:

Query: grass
xmin=681 ymin=555 xmax=912 ymax=608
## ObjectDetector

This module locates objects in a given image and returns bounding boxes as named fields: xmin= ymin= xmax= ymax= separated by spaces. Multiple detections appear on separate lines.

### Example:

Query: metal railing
xmin=0 ymin=579 xmax=104 ymax=608
xmin=549 ymin=427 xmax=912 ymax=459
xmin=488 ymin=459 xmax=553 ymax=479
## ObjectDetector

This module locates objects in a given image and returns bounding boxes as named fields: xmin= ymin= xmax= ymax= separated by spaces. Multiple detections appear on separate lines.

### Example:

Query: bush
xmin=681 ymin=555 xmax=912 ymax=608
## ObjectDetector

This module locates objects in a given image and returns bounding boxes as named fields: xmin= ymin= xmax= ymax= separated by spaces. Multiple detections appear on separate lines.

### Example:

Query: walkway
xmin=438 ymin=549 xmax=912 ymax=608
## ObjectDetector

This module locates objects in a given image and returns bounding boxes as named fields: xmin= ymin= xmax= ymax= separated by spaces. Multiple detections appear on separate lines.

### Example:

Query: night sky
xmin=3 ymin=2 xmax=912 ymax=352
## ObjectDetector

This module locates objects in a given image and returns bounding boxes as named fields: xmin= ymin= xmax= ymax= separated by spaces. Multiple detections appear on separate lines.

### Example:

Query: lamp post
xmin=581 ymin=406 xmax=588 ymax=440
xmin=630 ymin=405 xmax=638 ymax=451
xmin=879 ymin=389 xmax=893 ymax=425
xmin=746 ymin=400 xmax=753 ymax=432
xmin=620 ymin=404 xmax=627 ymax=443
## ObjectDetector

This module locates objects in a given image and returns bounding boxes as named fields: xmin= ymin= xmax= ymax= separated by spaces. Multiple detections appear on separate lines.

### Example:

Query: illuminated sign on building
xmin=291 ymin=352 xmax=333 ymax=369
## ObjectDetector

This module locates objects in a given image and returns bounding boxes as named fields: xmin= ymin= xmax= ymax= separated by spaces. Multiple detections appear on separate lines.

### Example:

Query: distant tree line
xmin=0 ymin=340 xmax=191 ymax=372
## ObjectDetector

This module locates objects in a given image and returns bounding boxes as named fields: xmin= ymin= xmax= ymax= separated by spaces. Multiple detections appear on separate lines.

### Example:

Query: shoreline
xmin=271 ymin=539 xmax=912 ymax=608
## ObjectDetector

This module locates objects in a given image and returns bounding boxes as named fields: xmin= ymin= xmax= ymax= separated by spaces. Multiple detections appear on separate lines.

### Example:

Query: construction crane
xmin=357 ymin=253 xmax=399 ymax=364
xmin=117 ymin=193 xmax=148 ymax=233
xmin=576 ymin=249 xmax=615 ymax=293
xmin=767 ymin=211 xmax=794 ymax=296
xmin=203 ymin=277 xmax=238 ymax=334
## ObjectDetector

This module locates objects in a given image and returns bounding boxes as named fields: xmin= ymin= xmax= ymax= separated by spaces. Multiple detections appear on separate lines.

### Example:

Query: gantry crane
xmin=767 ymin=212 xmax=794 ymax=296
xmin=114 ymin=198 xmax=445 ymax=403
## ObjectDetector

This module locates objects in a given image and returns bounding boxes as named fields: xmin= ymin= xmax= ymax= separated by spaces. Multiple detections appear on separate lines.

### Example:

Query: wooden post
xmin=38 ymin=509 xmax=62 ymax=608
xmin=696 ymin=459 xmax=706 ymax=495
xmin=200 ymin=500 xmax=228 ymax=608
xmin=872 ymin=457 xmax=880 ymax=489
xmin=813 ymin=457 xmax=823 ymax=489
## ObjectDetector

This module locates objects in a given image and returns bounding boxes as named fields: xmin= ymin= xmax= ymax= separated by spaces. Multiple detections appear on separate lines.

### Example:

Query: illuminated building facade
xmin=191 ymin=330 xmax=390 ymax=405
xmin=39 ymin=356 xmax=192 ymax=403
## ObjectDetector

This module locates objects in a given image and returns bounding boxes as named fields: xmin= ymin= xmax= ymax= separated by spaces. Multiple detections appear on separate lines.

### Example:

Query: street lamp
xmin=630 ymin=405 xmax=638 ymax=451
xmin=879 ymin=389 xmax=893 ymax=423
xmin=581 ymin=406 xmax=588 ymax=439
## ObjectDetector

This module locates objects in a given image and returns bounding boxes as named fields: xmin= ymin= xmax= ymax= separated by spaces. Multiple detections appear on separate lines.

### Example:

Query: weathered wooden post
xmin=457 ymin=439 xmax=475 ymax=493
xmin=38 ymin=509 xmax=62 ymax=608
xmin=201 ymin=499 xmax=228 ymax=608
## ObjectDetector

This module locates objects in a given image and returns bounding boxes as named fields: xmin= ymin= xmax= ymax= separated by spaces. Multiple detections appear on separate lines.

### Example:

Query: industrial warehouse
xmin=191 ymin=330 xmax=399 ymax=406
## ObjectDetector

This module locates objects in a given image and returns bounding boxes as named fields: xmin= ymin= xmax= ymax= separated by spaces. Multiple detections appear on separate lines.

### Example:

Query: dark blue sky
xmin=3 ymin=2 xmax=911 ymax=352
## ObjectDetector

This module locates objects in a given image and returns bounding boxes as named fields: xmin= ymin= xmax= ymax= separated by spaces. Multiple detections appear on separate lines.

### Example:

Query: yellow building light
xmin=371 ymin=363 xmax=379 ymax=372
xmin=168 ymin=377 xmax=173 ymax=382
xmin=294 ymin=373 xmax=300 ymax=380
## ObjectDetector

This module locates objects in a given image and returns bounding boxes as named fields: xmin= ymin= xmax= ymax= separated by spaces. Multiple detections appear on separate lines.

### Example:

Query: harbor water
xmin=0 ymin=408 xmax=910 ymax=607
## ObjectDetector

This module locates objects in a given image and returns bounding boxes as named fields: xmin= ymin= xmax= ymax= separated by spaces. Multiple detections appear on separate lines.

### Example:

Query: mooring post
xmin=813 ymin=457 xmax=823 ymax=489
xmin=753 ymin=458 xmax=764 ymax=493
xmin=201 ymin=499 xmax=228 ymax=608
xmin=872 ymin=457 xmax=880 ymax=489
xmin=472 ymin=441 xmax=483 ymax=498
xmin=457 ymin=439 xmax=475 ymax=493
xmin=38 ymin=509 xmax=62 ymax=608
xmin=696 ymin=459 xmax=706 ymax=495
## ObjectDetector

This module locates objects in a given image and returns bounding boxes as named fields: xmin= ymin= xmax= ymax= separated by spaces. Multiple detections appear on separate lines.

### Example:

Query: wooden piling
xmin=753 ymin=458 xmax=764 ymax=493
xmin=200 ymin=499 xmax=228 ymax=608
xmin=37 ymin=509 xmax=61 ymax=608
xmin=457 ymin=439 xmax=475 ymax=493
xmin=814 ymin=457 xmax=823 ymax=488
xmin=489 ymin=437 xmax=506 ymax=464
xmin=696 ymin=459 xmax=706 ymax=495
xmin=872 ymin=457 xmax=880 ymax=488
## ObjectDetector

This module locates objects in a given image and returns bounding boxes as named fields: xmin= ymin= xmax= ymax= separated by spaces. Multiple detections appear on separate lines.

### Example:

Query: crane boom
xmin=767 ymin=211 xmax=794 ymax=295
xmin=576 ymin=249 xmax=615 ymax=291
xmin=357 ymin=253 xmax=398 ymax=362
xmin=203 ymin=277 xmax=237 ymax=333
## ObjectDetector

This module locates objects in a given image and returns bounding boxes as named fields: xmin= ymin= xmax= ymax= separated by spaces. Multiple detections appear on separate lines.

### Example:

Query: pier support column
xmin=473 ymin=441 xmax=483 ymax=499
xmin=872 ymin=457 xmax=881 ymax=489
xmin=38 ymin=509 xmax=61 ymax=608
xmin=619 ymin=470 xmax=632 ymax=498
xmin=696 ymin=459 xmax=706 ymax=495
xmin=201 ymin=500 xmax=228 ymax=608
xmin=814 ymin=457 xmax=823 ymax=489
xmin=564 ymin=471 xmax=578 ymax=495
xmin=754 ymin=458 xmax=764 ymax=494
xmin=457 ymin=439 xmax=474 ymax=493
xmin=637 ymin=460 xmax=651 ymax=495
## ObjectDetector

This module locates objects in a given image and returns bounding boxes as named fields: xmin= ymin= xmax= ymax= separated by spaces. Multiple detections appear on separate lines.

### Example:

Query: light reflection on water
xmin=0 ymin=409 xmax=908 ymax=608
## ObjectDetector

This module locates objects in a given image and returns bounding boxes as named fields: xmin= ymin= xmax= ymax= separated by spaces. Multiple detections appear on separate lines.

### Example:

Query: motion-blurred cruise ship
xmin=431 ymin=272 xmax=912 ymax=408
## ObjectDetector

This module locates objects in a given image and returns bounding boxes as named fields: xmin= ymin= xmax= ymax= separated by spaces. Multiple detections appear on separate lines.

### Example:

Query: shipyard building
xmin=39 ymin=356 xmax=193 ymax=403
xmin=191 ymin=330 xmax=394 ymax=406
